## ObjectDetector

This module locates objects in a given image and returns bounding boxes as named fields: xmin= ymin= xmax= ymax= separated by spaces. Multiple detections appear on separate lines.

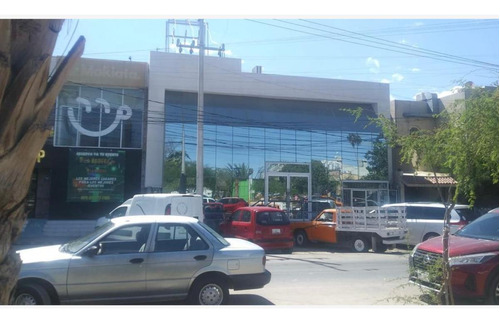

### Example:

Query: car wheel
xmin=486 ymin=274 xmax=499 ymax=305
xmin=12 ymin=283 xmax=51 ymax=305
xmin=189 ymin=276 xmax=229 ymax=305
xmin=352 ymin=237 xmax=368 ymax=252
xmin=423 ymin=232 xmax=440 ymax=241
xmin=294 ymin=230 xmax=308 ymax=247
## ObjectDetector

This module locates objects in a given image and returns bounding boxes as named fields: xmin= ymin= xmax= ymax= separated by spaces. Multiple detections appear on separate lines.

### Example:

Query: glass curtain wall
xmin=164 ymin=91 xmax=384 ymax=201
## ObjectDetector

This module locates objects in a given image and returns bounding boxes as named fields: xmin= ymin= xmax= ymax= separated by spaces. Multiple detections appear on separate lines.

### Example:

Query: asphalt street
xmin=229 ymin=245 xmax=423 ymax=305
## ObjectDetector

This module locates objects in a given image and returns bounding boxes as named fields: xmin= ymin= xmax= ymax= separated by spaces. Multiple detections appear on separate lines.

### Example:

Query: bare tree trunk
xmin=432 ymin=171 xmax=456 ymax=305
xmin=439 ymin=202 xmax=455 ymax=305
xmin=0 ymin=19 xmax=84 ymax=304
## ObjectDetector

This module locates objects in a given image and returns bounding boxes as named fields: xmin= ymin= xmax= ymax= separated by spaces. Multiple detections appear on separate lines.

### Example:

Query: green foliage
xmin=347 ymin=133 xmax=362 ymax=148
xmin=444 ymin=86 xmax=499 ymax=204
xmin=364 ymin=134 xmax=389 ymax=180
xmin=348 ymin=85 xmax=499 ymax=205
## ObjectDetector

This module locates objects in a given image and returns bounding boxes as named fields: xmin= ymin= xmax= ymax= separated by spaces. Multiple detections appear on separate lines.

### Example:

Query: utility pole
xmin=179 ymin=124 xmax=186 ymax=193
xmin=169 ymin=19 xmax=225 ymax=196
xmin=196 ymin=19 xmax=205 ymax=197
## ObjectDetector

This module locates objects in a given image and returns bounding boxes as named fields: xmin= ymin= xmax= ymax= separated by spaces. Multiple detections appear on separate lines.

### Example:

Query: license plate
xmin=272 ymin=228 xmax=281 ymax=234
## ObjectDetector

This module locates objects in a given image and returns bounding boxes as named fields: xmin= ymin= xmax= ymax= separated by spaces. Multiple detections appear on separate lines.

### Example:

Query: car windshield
xmin=454 ymin=210 xmax=499 ymax=241
xmin=60 ymin=222 xmax=114 ymax=253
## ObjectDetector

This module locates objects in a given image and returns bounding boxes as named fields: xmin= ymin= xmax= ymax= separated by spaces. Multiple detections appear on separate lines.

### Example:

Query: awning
xmin=400 ymin=173 xmax=457 ymax=187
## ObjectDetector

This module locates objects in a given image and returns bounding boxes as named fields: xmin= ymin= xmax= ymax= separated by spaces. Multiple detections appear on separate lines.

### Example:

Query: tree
xmin=347 ymin=133 xmax=362 ymax=178
xmin=364 ymin=84 xmax=499 ymax=304
xmin=363 ymin=134 xmax=388 ymax=180
xmin=0 ymin=20 xmax=84 ymax=304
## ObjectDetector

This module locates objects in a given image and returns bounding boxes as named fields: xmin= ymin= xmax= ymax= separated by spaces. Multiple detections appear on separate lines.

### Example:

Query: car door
xmin=406 ymin=206 xmax=426 ymax=245
xmin=226 ymin=209 xmax=243 ymax=237
xmin=308 ymin=210 xmax=336 ymax=243
xmin=236 ymin=209 xmax=253 ymax=240
xmin=146 ymin=223 xmax=213 ymax=297
xmin=66 ymin=224 xmax=151 ymax=302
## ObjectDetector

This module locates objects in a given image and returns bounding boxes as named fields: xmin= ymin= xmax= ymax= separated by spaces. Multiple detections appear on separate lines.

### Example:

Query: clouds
xmin=392 ymin=73 xmax=404 ymax=82
xmin=380 ymin=74 xmax=404 ymax=84
xmin=365 ymin=57 xmax=380 ymax=73
xmin=366 ymin=56 xmax=407 ymax=84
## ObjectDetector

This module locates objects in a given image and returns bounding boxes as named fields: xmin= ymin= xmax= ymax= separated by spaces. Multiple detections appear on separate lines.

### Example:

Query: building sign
xmin=66 ymin=97 xmax=132 ymax=137
xmin=54 ymin=84 xmax=144 ymax=149
xmin=67 ymin=149 xmax=125 ymax=202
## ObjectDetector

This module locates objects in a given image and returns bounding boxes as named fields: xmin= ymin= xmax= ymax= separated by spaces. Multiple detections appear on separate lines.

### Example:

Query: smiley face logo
xmin=66 ymin=97 xmax=132 ymax=137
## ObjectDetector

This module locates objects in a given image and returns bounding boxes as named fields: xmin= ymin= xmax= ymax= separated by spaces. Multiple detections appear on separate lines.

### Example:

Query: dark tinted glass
xmin=406 ymin=206 xmax=444 ymax=220
xmin=422 ymin=207 xmax=445 ymax=220
xmin=455 ymin=208 xmax=475 ymax=222
xmin=406 ymin=206 xmax=418 ymax=219
xmin=241 ymin=211 xmax=251 ymax=222
xmin=455 ymin=211 xmax=499 ymax=241
xmin=256 ymin=211 xmax=290 ymax=226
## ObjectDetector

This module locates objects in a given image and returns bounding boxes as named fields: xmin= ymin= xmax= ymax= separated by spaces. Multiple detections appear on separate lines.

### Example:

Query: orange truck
xmin=290 ymin=206 xmax=408 ymax=252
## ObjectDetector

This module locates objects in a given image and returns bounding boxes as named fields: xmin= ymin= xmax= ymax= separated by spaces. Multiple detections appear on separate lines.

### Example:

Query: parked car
xmin=381 ymin=202 xmax=474 ymax=245
xmin=203 ymin=200 xmax=224 ymax=233
xmin=219 ymin=206 xmax=294 ymax=253
xmin=12 ymin=215 xmax=271 ymax=305
xmin=218 ymin=197 xmax=248 ymax=214
xmin=409 ymin=208 xmax=498 ymax=304
xmin=95 ymin=193 xmax=203 ymax=228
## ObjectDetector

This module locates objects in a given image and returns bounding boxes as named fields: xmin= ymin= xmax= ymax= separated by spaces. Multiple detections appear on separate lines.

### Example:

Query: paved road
xmin=229 ymin=245 xmax=423 ymax=305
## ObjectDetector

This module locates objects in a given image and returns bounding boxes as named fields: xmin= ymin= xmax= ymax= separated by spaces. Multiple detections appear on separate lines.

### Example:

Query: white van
xmin=95 ymin=193 xmax=203 ymax=227
xmin=381 ymin=202 xmax=473 ymax=245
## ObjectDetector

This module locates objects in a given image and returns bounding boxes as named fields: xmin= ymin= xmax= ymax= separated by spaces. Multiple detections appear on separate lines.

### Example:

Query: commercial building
xmin=147 ymin=51 xmax=392 ymax=208
xmin=29 ymin=58 xmax=148 ymax=221
xmin=27 ymin=51 xmax=392 ymax=224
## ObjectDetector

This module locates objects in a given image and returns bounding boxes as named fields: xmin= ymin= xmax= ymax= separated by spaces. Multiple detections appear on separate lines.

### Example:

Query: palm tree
xmin=347 ymin=133 xmax=362 ymax=178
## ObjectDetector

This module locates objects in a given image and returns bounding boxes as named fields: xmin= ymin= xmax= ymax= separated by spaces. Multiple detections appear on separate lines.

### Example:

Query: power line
xmin=245 ymin=19 xmax=498 ymax=72
xmin=298 ymin=19 xmax=498 ymax=69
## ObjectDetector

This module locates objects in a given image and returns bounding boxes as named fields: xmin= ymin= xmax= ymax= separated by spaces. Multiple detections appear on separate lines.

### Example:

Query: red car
xmin=219 ymin=206 xmax=294 ymax=253
xmin=218 ymin=197 xmax=248 ymax=214
xmin=409 ymin=208 xmax=499 ymax=304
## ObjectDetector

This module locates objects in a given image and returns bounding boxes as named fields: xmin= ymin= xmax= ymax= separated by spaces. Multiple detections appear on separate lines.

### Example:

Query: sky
xmin=4 ymin=1 xmax=499 ymax=102
xmin=50 ymin=17 xmax=498 ymax=101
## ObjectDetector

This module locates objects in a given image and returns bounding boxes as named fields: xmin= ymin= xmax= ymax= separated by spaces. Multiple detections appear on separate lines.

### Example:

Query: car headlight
xmin=410 ymin=245 xmax=419 ymax=258
xmin=449 ymin=252 xmax=497 ymax=266
xmin=409 ymin=245 xmax=419 ymax=267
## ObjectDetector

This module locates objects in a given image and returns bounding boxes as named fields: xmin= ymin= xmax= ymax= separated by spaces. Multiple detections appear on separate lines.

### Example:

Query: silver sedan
xmin=12 ymin=215 xmax=271 ymax=305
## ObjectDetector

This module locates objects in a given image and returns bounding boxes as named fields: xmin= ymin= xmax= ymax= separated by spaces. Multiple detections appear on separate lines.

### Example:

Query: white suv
xmin=382 ymin=202 xmax=473 ymax=245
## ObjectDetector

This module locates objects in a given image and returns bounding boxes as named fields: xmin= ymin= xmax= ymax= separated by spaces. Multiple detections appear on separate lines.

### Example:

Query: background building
xmin=146 ymin=52 xmax=393 ymax=210
xmin=389 ymin=87 xmax=498 ymax=207
xmin=29 ymin=58 xmax=147 ymax=221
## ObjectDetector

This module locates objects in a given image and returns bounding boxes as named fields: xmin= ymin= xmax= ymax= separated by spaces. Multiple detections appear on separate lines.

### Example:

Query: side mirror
xmin=83 ymin=245 xmax=100 ymax=257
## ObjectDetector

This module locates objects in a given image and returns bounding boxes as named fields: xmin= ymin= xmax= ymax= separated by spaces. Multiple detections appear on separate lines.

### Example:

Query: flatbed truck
xmin=290 ymin=206 xmax=407 ymax=252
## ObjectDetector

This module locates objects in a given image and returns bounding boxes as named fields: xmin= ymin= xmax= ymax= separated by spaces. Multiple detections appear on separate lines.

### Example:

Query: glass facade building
xmin=163 ymin=91 xmax=385 ymax=201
